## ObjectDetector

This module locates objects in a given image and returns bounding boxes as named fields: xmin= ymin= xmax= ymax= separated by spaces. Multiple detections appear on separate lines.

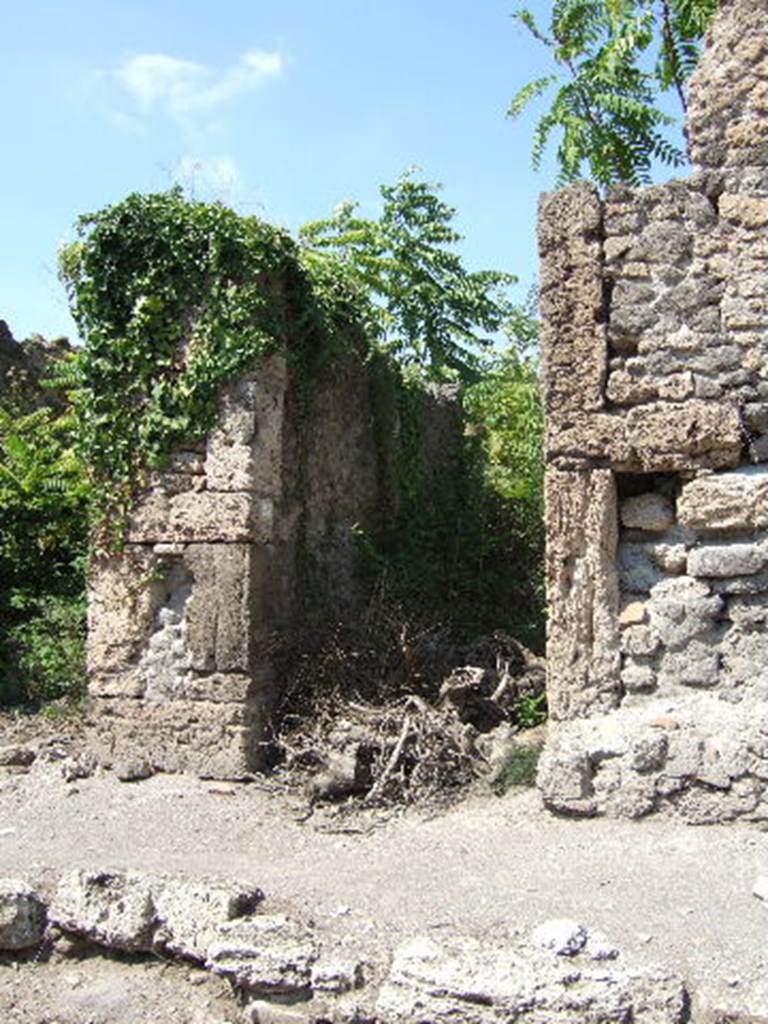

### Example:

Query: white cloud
xmin=116 ymin=49 xmax=283 ymax=121
xmin=172 ymin=155 xmax=241 ymax=197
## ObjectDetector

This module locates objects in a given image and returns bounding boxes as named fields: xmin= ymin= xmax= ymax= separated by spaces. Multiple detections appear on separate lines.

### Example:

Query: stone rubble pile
xmin=0 ymin=869 xmax=703 ymax=1023
xmin=2 ymin=868 xmax=768 ymax=1022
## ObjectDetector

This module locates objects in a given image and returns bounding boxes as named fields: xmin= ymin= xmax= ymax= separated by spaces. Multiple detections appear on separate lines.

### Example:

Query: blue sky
xmin=0 ymin=1 xmax=673 ymax=341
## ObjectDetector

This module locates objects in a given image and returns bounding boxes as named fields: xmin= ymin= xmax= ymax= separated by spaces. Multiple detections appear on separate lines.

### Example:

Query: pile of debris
xmin=272 ymin=628 xmax=546 ymax=806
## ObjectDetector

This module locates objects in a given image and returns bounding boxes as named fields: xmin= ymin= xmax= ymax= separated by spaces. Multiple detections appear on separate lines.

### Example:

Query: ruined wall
xmin=88 ymin=337 xmax=460 ymax=779
xmin=538 ymin=0 xmax=768 ymax=822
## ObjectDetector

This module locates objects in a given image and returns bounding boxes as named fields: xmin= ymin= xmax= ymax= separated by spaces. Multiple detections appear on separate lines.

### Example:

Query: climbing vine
xmin=59 ymin=188 xmax=364 ymax=545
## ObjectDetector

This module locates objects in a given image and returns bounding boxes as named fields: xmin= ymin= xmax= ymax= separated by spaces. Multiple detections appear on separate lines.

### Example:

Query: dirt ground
xmin=1 ymin=715 xmax=767 ymax=1021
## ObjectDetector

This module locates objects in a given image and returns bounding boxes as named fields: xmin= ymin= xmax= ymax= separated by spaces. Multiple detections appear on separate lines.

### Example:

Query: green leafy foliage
xmin=59 ymin=188 xmax=364 ymax=546
xmin=0 ymin=398 xmax=89 ymax=706
xmin=300 ymin=170 xmax=518 ymax=381
xmin=510 ymin=0 xmax=719 ymax=186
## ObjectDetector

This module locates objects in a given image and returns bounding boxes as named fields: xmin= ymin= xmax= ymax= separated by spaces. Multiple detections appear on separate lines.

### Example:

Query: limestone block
xmin=205 ymin=363 xmax=287 ymax=493
xmin=376 ymin=932 xmax=688 ymax=1024
xmin=687 ymin=542 xmax=768 ymax=578
xmin=625 ymin=401 xmax=741 ymax=460
xmin=127 ymin=491 xmax=272 ymax=544
xmin=658 ymin=643 xmax=721 ymax=689
xmin=184 ymin=544 xmax=268 ymax=674
xmin=206 ymin=915 xmax=318 ymax=994
xmin=50 ymin=871 xmax=155 ymax=952
xmin=50 ymin=870 xmax=262 ymax=961
xmin=152 ymin=876 xmax=263 ymax=962
xmin=621 ymin=664 xmax=657 ymax=693
xmin=87 ymin=549 xmax=164 ymax=676
xmin=539 ymin=183 xmax=607 ymax=421
xmin=678 ymin=466 xmax=768 ymax=531
xmin=89 ymin=697 xmax=266 ymax=777
xmin=618 ymin=543 xmax=663 ymax=593
xmin=647 ymin=577 xmax=723 ymax=650
xmin=720 ymin=627 xmax=768 ymax=686
xmin=0 ymin=880 xmax=47 ymax=951
xmin=621 ymin=626 xmax=660 ymax=658
xmin=620 ymin=493 xmax=676 ymax=532
xmin=606 ymin=370 xmax=658 ymax=406
xmin=545 ymin=468 xmax=621 ymax=720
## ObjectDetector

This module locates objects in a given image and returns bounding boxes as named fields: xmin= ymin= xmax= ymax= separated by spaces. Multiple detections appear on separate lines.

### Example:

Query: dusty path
xmin=2 ymin=754 xmax=767 ymax=1014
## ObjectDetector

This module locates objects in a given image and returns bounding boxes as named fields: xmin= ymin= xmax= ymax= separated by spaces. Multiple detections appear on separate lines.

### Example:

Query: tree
xmin=509 ymin=0 xmax=719 ymax=187
xmin=300 ymin=171 xmax=522 ymax=382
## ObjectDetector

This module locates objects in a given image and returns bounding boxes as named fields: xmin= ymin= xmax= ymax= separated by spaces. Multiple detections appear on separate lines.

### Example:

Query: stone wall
xmin=88 ymin=337 xmax=461 ymax=779
xmin=538 ymin=0 xmax=768 ymax=822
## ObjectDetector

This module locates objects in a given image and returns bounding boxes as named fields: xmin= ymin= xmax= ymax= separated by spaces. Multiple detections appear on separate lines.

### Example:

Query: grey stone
xmin=688 ymin=542 xmax=768 ymax=578
xmin=375 ymin=932 xmax=688 ymax=1024
xmin=530 ymin=919 xmax=587 ymax=956
xmin=621 ymin=664 xmax=657 ymax=693
xmin=753 ymin=876 xmax=768 ymax=901
xmin=620 ymin=493 xmax=676 ymax=532
xmin=0 ymin=879 xmax=47 ymax=951
xmin=49 ymin=869 xmax=262 ymax=960
xmin=310 ymin=957 xmax=363 ymax=993
xmin=206 ymin=915 xmax=318 ymax=995
xmin=50 ymin=871 xmax=155 ymax=952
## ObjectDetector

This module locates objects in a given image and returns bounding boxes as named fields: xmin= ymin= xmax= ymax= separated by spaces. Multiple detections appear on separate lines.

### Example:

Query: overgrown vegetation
xmin=0 ymin=393 xmax=89 ymax=707
xmin=510 ymin=0 xmax=719 ymax=185
xmin=1 ymin=176 xmax=545 ymax=717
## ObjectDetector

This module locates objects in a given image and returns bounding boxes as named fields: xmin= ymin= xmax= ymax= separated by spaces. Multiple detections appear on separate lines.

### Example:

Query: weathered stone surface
xmin=49 ymin=870 xmax=262 ymax=960
xmin=206 ymin=915 xmax=318 ymax=994
xmin=376 ymin=932 xmax=688 ymax=1023
xmin=688 ymin=0 xmax=768 ymax=172
xmin=0 ymin=880 xmax=47 ymax=950
xmin=538 ymin=695 xmax=768 ymax=824
xmin=678 ymin=466 xmax=768 ymax=531
xmin=530 ymin=919 xmax=586 ymax=956
xmin=620 ymin=493 xmax=676 ymax=532
xmin=688 ymin=542 xmax=768 ymax=578
xmin=545 ymin=468 xmax=621 ymax=720
xmin=50 ymin=871 xmax=156 ymax=952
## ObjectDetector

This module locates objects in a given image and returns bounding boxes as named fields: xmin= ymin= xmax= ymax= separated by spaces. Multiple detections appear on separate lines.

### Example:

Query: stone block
xmin=206 ymin=915 xmax=318 ymax=994
xmin=0 ymin=880 xmax=47 ymax=951
xmin=89 ymin=697 xmax=267 ymax=778
xmin=127 ymin=491 xmax=272 ymax=544
xmin=620 ymin=493 xmax=676 ymax=532
xmin=678 ymin=466 xmax=768 ymax=531
xmin=205 ymin=363 xmax=287 ymax=493
xmin=687 ymin=542 xmax=768 ymax=578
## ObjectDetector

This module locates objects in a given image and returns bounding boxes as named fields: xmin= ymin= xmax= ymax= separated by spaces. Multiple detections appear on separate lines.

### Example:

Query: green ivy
xmin=59 ymin=188 xmax=364 ymax=545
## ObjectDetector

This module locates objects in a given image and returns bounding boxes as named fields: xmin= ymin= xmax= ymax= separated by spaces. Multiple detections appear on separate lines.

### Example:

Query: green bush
xmin=0 ymin=398 xmax=89 ymax=707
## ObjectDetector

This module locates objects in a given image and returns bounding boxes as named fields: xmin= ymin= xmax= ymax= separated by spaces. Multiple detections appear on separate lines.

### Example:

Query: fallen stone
xmin=376 ymin=932 xmax=688 ymax=1023
xmin=49 ymin=870 xmax=155 ymax=952
xmin=114 ymin=759 xmax=154 ymax=782
xmin=754 ymin=876 xmax=768 ymax=902
xmin=244 ymin=1001 xmax=312 ymax=1024
xmin=0 ymin=745 xmax=36 ymax=767
xmin=310 ymin=956 xmax=363 ymax=993
xmin=206 ymin=915 xmax=318 ymax=995
xmin=530 ymin=918 xmax=587 ymax=956
xmin=152 ymin=876 xmax=263 ymax=962
xmin=49 ymin=869 xmax=263 ymax=959
xmin=0 ymin=879 xmax=47 ymax=950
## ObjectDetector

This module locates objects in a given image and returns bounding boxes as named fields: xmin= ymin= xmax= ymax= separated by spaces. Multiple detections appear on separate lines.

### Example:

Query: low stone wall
xmin=538 ymin=0 xmax=768 ymax=822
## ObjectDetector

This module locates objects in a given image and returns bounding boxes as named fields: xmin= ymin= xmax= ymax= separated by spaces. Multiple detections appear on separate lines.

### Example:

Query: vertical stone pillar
xmin=87 ymin=358 xmax=290 ymax=778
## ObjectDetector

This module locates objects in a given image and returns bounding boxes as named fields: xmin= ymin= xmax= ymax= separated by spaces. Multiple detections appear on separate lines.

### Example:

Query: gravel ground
xmin=0 ymin=718 xmax=767 ymax=1020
